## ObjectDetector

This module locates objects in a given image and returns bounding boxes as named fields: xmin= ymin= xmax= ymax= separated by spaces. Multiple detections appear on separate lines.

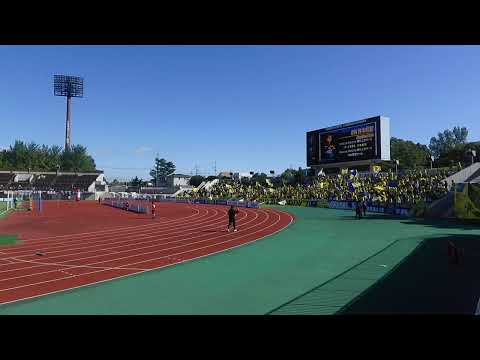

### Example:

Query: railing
xmin=160 ymin=198 xmax=260 ymax=208
xmin=444 ymin=162 xmax=480 ymax=184
xmin=101 ymin=198 xmax=149 ymax=214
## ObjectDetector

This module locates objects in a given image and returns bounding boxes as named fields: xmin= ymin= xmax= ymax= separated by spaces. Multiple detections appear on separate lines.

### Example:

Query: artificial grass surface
xmin=0 ymin=235 xmax=17 ymax=246
xmin=0 ymin=206 xmax=477 ymax=314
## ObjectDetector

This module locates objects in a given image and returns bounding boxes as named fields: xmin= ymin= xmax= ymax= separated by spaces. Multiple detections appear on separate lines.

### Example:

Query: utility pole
xmin=195 ymin=164 xmax=199 ymax=176
xmin=214 ymin=161 xmax=217 ymax=176
xmin=155 ymin=152 xmax=159 ymax=187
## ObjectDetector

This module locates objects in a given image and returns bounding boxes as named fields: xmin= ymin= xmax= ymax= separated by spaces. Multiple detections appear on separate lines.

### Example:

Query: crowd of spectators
xmin=182 ymin=168 xmax=458 ymax=208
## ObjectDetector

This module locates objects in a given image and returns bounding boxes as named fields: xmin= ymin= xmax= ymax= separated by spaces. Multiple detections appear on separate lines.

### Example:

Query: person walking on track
xmin=227 ymin=205 xmax=239 ymax=232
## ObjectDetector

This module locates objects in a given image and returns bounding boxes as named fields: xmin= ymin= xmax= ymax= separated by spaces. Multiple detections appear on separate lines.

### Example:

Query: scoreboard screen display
xmin=307 ymin=116 xmax=390 ymax=167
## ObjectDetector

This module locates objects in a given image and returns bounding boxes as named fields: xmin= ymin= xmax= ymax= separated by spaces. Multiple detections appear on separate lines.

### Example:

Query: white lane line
xmin=4 ymin=204 xmax=237 ymax=255
xmin=0 ymin=206 xmax=217 ymax=258
xmin=0 ymin=207 xmax=232 ymax=270
xmin=0 ymin=208 xmax=294 ymax=306
xmin=0 ymin=208 xmax=253 ymax=275
xmin=20 ymin=205 xmax=202 ymax=243
xmin=0 ymin=208 xmax=280 ymax=293
xmin=20 ymin=203 xmax=201 ymax=243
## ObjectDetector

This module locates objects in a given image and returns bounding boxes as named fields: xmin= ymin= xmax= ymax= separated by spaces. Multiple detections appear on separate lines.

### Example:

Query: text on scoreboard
xmin=306 ymin=116 xmax=390 ymax=166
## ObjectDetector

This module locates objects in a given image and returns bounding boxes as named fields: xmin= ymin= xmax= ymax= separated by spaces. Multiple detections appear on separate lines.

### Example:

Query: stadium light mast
xmin=54 ymin=75 xmax=84 ymax=151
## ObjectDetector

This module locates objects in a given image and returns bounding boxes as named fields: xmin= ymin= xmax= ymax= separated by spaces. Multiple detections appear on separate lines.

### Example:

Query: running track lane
xmin=0 ymin=202 xmax=293 ymax=305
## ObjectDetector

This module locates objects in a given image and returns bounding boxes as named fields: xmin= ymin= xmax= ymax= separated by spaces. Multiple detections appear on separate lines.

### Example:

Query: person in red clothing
xmin=151 ymin=201 xmax=156 ymax=219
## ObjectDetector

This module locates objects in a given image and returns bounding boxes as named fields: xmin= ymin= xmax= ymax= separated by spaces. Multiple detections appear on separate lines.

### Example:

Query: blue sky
xmin=1 ymin=45 xmax=479 ymax=180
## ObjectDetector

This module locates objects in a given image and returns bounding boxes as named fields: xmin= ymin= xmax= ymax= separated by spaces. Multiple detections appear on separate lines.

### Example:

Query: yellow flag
xmin=372 ymin=165 xmax=381 ymax=173
xmin=341 ymin=168 xmax=348 ymax=175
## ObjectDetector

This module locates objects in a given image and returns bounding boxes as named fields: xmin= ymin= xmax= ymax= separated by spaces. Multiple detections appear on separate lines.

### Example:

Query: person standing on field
xmin=227 ymin=205 xmax=239 ymax=232
xmin=151 ymin=201 xmax=156 ymax=219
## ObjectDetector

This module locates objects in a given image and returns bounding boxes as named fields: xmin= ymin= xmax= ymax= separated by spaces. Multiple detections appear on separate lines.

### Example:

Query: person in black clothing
xmin=362 ymin=199 xmax=367 ymax=217
xmin=13 ymin=197 xmax=17 ymax=209
xmin=227 ymin=205 xmax=239 ymax=232
xmin=355 ymin=201 xmax=362 ymax=219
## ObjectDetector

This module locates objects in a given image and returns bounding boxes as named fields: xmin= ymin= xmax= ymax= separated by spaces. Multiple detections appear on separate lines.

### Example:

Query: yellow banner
xmin=372 ymin=165 xmax=381 ymax=173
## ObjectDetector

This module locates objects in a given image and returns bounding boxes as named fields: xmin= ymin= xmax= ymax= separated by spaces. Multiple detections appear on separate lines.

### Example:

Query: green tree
xmin=60 ymin=145 xmax=96 ymax=172
xmin=129 ymin=176 xmax=145 ymax=188
xmin=390 ymin=137 xmax=431 ymax=169
xmin=7 ymin=140 xmax=29 ymax=170
xmin=280 ymin=168 xmax=296 ymax=184
xmin=294 ymin=167 xmax=306 ymax=185
xmin=429 ymin=126 xmax=468 ymax=158
xmin=47 ymin=145 xmax=62 ymax=171
xmin=149 ymin=156 xmax=176 ymax=186
xmin=189 ymin=175 xmax=205 ymax=187
xmin=251 ymin=172 xmax=268 ymax=186
xmin=435 ymin=141 xmax=480 ymax=168
xmin=0 ymin=140 xmax=96 ymax=172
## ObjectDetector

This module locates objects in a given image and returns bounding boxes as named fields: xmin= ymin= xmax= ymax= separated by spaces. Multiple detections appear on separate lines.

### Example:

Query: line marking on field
xmin=0 ymin=205 xmax=293 ymax=307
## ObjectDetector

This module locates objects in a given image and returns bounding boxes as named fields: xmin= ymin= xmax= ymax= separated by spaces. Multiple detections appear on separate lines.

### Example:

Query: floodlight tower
xmin=54 ymin=75 xmax=84 ymax=151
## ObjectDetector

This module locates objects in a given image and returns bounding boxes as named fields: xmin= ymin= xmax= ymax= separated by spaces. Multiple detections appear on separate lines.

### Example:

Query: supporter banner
xmin=175 ymin=199 xmax=190 ymax=204
xmin=328 ymin=200 xmax=410 ymax=216
xmin=286 ymin=199 xmax=308 ymax=206
xmin=328 ymin=201 xmax=354 ymax=210
xmin=307 ymin=199 xmax=329 ymax=208
xmin=102 ymin=199 xmax=149 ymax=214
xmin=155 ymin=198 xmax=259 ymax=209
xmin=454 ymin=183 xmax=480 ymax=220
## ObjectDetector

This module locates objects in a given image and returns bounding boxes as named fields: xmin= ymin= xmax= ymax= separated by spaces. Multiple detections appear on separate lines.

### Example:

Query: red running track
xmin=0 ymin=201 xmax=293 ymax=305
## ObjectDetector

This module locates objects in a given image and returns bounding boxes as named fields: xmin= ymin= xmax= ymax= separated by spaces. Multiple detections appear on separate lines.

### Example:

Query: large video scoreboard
xmin=307 ymin=116 xmax=390 ymax=167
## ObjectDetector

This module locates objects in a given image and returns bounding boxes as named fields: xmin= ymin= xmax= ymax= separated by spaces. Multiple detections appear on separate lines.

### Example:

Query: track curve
xmin=0 ymin=201 xmax=293 ymax=305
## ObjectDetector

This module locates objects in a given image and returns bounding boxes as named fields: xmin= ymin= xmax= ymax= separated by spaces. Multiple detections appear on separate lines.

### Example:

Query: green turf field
xmin=0 ymin=203 xmax=18 ymax=245
xmin=0 ymin=235 xmax=17 ymax=246
xmin=0 ymin=206 xmax=479 ymax=314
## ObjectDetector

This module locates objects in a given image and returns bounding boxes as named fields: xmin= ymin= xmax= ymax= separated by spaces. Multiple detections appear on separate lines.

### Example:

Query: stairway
xmin=424 ymin=191 xmax=455 ymax=219
xmin=444 ymin=162 xmax=480 ymax=184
